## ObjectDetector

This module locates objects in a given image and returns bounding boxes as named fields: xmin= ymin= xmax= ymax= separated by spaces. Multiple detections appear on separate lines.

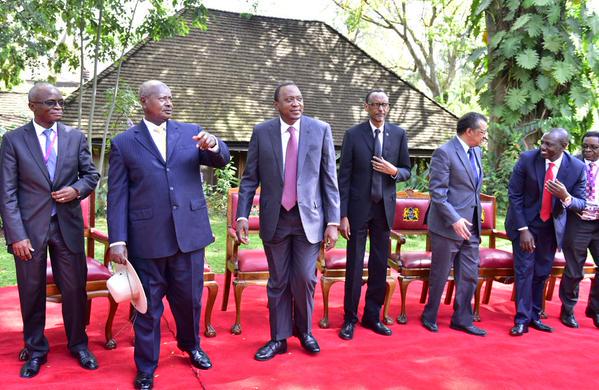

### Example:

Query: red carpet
xmin=1 ymin=274 xmax=598 ymax=389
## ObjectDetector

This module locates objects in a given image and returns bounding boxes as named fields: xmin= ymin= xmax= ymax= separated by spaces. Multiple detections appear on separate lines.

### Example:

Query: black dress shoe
xmin=255 ymin=339 xmax=287 ymax=361
xmin=20 ymin=355 xmax=47 ymax=378
xmin=560 ymin=307 xmax=579 ymax=328
xmin=187 ymin=348 xmax=212 ymax=370
xmin=71 ymin=349 xmax=98 ymax=370
xmin=299 ymin=333 xmax=320 ymax=354
xmin=134 ymin=372 xmax=154 ymax=390
xmin=510 ymin=324 xmax=528 ymax=336
xmin=361 ymin=319 xmax=392 ymax=336
xmin=585 ymin=307 xmax=599 ymax=328
xmin=420 ymin=316 xmax=439 ymax=333
xmin=530 ymin=319 xmax=553 ymax=332
xmin=449 ymin=323 xmax=487 ymax=336
xmin=339 ymin=322 xmax=355 ymax=340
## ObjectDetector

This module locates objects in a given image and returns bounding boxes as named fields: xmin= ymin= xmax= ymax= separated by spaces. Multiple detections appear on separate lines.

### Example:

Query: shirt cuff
xmin=236 ymin=217 xmax=248 ymax=222
xmin=110 ymin=241 xmax=126 ymax=248
xmin=561 ymin=196 xmax=572 ymax=207
xmin=327 ymin=222 xmax=340 ymax=227
xmin=390 ymin=167 xmax=399 ymax=180
xmin=517 ymin=227 xmax=528 ymax=231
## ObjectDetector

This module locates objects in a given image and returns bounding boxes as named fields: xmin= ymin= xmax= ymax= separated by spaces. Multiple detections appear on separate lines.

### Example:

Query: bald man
xmin=0 ymin=83 xmax=100 ymax=378
xmin=506 ymin=128 xmax=586 ymax=336
xmin=107 ymin=80 xmax=230 ymax=389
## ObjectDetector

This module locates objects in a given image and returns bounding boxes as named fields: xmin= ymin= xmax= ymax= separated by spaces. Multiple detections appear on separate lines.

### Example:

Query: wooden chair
xmin=545 ymin=252 xmax=597 ymax=302
xmin=387 ymin=190 xmax=433 ymax=324
xmin=203 ymin=263 xmax=218 ymax=337
xmin=221 ymin=188 xmax=269 ymax=335
xmin=19 ymin=192 xmax=117 ymax=362
xmin=316 ymin=247 xmax=396 ymax=328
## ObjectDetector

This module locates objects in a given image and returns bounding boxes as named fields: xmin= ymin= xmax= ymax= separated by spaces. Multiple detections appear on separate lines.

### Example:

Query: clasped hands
xmin=236 ymin=219 xmax=338 ymax=251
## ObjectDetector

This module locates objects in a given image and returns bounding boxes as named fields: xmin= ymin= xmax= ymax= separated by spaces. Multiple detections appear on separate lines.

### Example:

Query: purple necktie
xmin=282 ymin=126 xmax=298 ymax=211
xmin=587 ymin=162 xmax=596 ymax=200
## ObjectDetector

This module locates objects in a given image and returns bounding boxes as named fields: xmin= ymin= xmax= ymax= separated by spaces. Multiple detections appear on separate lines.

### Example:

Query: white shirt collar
xmin=546 ymin=153 xmax=564 ymax=169
xmin=143 ymin=118 xmax=167 ymax=132
xmin=369 ymin=120 xmax=384 ymax=134
xmin=456 ymin=135 xmax=471 ymax=153
xmin=585 ymin=159 xmax=598 ymax=166
xmin=279 ymin=117 xmax=300 ymax=135
xmin=33 ymin=120 xmax=57 ymax=136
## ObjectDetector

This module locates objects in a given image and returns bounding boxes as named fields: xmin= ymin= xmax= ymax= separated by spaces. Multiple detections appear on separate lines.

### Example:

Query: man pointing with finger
xmin=421 ymin=112 xmax=488 ymax=336
xmin=107 ymin=80 xmax=230 ymax=389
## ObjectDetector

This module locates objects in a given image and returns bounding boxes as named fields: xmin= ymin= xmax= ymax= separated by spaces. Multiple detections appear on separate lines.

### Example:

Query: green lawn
xmin=0 ymin=213 xmax=509 ymax=288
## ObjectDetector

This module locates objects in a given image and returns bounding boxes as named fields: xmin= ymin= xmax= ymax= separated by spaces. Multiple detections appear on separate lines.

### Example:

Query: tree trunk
xmin=86 ymin=1 xmax=104 ymax=150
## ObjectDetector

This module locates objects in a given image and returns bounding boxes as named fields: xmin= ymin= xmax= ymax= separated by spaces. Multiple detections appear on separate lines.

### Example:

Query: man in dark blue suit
xmin=506 ymin=128 xmax=586 ymax=336
xmin=337 ymin=89 xmax=411 ymax=340
xmin=107 ymin=80 xmax=230 ymax=389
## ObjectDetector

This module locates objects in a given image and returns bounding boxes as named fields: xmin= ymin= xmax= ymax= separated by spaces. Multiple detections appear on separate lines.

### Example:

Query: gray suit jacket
xmin=0 ymin=121 xmax=99 ymax=253
xmin=426 ymin=136 xmax=483 ymax=240
xmin=237 ymin=116 xmax=340 ymax=244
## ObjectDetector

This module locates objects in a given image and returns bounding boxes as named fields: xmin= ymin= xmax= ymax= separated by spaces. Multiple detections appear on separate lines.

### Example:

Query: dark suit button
xmin=173 ymin=205 xmax=177 ymax=210
xmin=166 ymin=168 xmax=170 ymax=172
xmin=170 ymin=187 xmax=174 ymax=191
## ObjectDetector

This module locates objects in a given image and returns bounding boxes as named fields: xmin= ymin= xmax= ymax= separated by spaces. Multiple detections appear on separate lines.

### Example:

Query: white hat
xmin=107 ymin=260 xmax=147 ymax=314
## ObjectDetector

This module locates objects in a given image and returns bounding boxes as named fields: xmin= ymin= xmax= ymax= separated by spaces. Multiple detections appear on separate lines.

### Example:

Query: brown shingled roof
xmin=62 ymin=8 xmax=457 ymax=156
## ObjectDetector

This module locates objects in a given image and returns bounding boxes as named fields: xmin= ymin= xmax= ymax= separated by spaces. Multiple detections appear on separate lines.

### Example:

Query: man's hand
xmin=323 ymin=225 xmax=338 ymax=251
xmin=109 ymin=244 xmax=128 ymax=265
xmin=51 ymin=186 xmax=79 ymax=203
xmin=519 ymin=229 xmax=535 ymax=253
xmin=339 ymin=217 xmax=351 ymax=240
xmin=236 ymin=219 xmax=250 ymax=245
xmin=452 ymin=218 xmax=473 ymax=240
xmin=372 ymin=156 xmax=398 ymax=176
xmin=12 ymin=239 xmax=34 ymax=261
xmin=192 ymin=131 xmax=217 ymax=150
xmin=545 ymin=179 xmax=569 ymax=201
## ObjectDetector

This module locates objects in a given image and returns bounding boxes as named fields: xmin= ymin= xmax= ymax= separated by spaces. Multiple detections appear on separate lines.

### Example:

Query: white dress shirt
xmin=33 ymin=120 xmax=58 ymax=157
xmin=280 ymin=117 xmax=301 ymax=170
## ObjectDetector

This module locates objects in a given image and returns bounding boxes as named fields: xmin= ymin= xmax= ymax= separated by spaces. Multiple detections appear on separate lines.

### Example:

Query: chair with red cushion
xmin=203 ymin=263 xmax=218 ymax=337
xmin=221 ymin=188 xmax=269 ymax=335
xmin=46 ymin=192 xmax=118 ymax=349
xmin=387 ymin=190 xmax=433 ymax=324
xmin=545 ymin=251 xmax=597 ymax=302
xmin=316 ymin=248 xmax=396 ymax=328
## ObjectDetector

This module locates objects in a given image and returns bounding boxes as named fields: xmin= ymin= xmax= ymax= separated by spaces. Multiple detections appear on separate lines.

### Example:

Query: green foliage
xmin=397 ymin=160 xmax=430 ymax=192
xmin=205 ymin=162 xmax=239 ymax=216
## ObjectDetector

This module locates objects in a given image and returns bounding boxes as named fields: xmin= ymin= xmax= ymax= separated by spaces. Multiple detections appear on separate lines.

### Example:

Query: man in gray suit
xmin=0 ymin=83 xmax=100 ymax=378
xmin=421 ymin=112 xmax=488 ymax=336
xmin=236 ymin=81 xmax=340 ymax=361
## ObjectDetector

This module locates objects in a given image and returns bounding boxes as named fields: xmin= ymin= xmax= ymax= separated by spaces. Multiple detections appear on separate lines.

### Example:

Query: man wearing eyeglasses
xmin=337 ymin=89 xmax=411 ymax=340
xmin=559 ymin=131 xmax=599 ymax=329
xmin=421 ymin=112 xmax=488 ymax=336
xmin=0 ymin=83 xmax=100 ymax=378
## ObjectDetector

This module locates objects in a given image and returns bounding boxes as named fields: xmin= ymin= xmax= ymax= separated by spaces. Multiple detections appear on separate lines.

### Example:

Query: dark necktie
xmin=281 ymin=126 xmax=298 ymax=211
xmin=540 ymin=162 xmax=555 ymax=222
xmin=370 ymin=129 xmax=383 ymax=203
xmin=468 ymin=148 xmax=478 ymax=185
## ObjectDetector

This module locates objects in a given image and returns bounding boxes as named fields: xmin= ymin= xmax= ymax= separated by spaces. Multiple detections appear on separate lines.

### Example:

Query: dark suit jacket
xmin=505 ymin=149 xmax=586 ymax=247
xmin=107 ymin=119 xmax=230 ymax=259
xmin=0 ymin=121 xmax=99 ymax=253
xmin=426 ymin=136 xmax=483 ymax=240
xmin=236 ymin=116 xmax=340 ymax=244
xmin=338 ymin=121 xmax=411 ymax=228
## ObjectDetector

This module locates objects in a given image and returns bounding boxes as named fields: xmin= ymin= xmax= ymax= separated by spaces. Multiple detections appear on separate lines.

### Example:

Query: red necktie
xmin=281 ymin=127 xmax=298 ymax=211
xmin=540 ymin=162 xmax=555 ymax=222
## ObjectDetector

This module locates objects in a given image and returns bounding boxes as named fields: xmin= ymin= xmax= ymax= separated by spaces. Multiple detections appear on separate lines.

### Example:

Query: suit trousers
xmin=343 ymin=201 xmax=390 ymax=323
xmin=130 ymin=249 xmax=204 ymax=375
xmin=422 ymin=230 xmax=480 ymax=327
xmin=560 ymin=217 xmax=599 ymax=314
xmin=14 ymin=217 xmax=88 ymax=358
xmin=262 ymin=206 xmax=320 ymax=340
xmin=512 ymin=222 xmax=556 ymax=325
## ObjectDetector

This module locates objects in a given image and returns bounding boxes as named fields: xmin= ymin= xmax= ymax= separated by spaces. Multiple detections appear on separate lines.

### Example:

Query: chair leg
xmin=482 ymin=278 xmax=494 ymax=304
xmin=318 ymin=277 xmax=334 ymax=329
xmin=444 ymin=280 xmax=455 ymax=305
xmin=105 ymin=295 xmax=118 ymax=349
xmin=204 ymin=282 xmax=218 ymax=337
xmin=545 ymin=275 xmax=557 ymax=300
xmin=221 ymin=269 xmax=232 ymax=311
xmin=474 ymin=278 xmax=484 ymax=322
xmin=540 ymin=279 xmax=549 ymax=319
xmin=397 ymin=277 xmax=411 ymax=324
xmin=420 ymin=280 xmax=429 ymax=304
xmin=231 ymin=281 xmax=246 ymax=335
xmin=383 ymin=276 xmax=396 ymax=325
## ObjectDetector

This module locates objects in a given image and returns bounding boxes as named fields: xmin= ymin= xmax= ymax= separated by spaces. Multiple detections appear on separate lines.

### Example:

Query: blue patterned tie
xmin=43 ymin=128 xmax=57 ymax=181
xmin=468 ymin=148 xmax=478 ymax=185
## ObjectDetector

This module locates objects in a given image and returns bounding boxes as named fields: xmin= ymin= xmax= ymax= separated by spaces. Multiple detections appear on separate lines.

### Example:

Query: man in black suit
xmin=0 ymin=83 xmax=100 ymax=378
xmin=338 ymin=89 xmax=411 ymax=340
xmin=560 ymin=131 xmax=599 ymax=329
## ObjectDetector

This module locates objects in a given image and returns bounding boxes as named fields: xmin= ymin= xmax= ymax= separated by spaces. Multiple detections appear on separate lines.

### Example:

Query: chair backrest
xmin=393 ymin=190 xmax=431 ymax=233
xmin=81 ymin=195 xmax=91 ymax=230
xmin=227 ymin=188 xmax=261 ymax=232
xmin=479 ymin=193 xmax=497 ymax=233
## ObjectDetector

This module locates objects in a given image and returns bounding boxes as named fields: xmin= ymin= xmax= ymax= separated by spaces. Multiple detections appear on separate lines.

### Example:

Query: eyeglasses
xmin=582 ymin=144 xmax=599 ymax=150
xmin=368 ymin=102 xmax=390 ymax=109
xmin=30 ymin=99 xmax=65 ymax=108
